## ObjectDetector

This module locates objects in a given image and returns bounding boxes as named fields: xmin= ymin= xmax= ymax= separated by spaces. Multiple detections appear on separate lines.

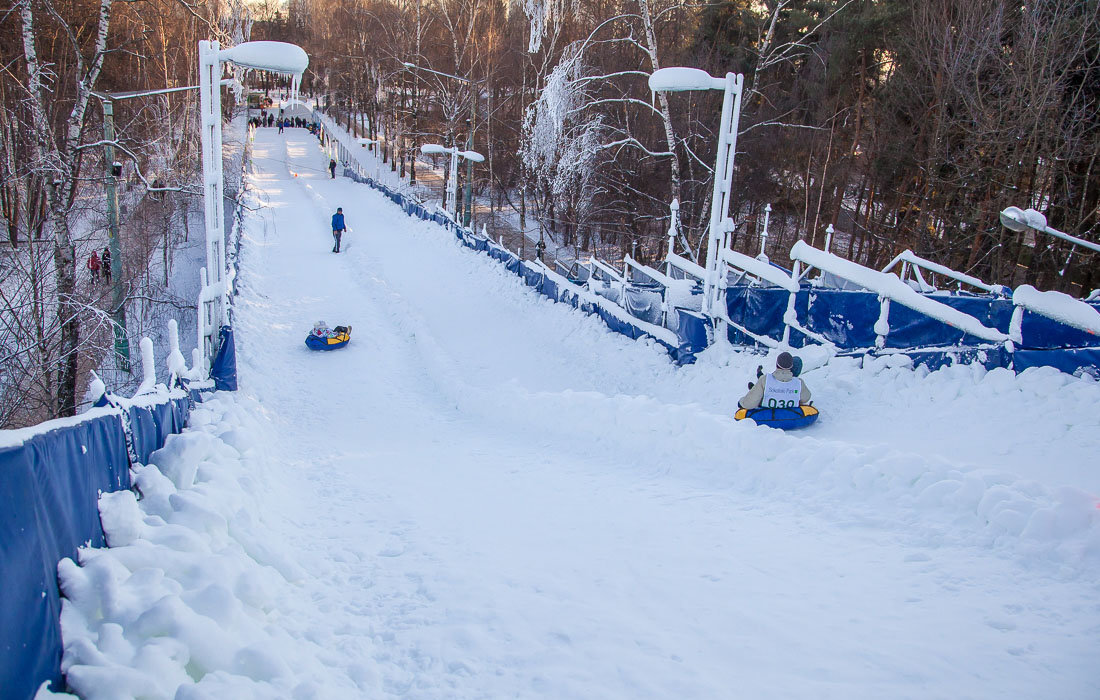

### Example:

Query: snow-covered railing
xmin=882 ymin=249 xmax=1007 ymax=295
xmin=665 ymin=251 xmax=705 ymax=282
xmin=719 ymin=248 xmax=799 ymax=292
xmin=534 ymin=260 xmax=679 ymax=347
xmin=1010 ymin=285 xmax=1100 ymax=344
xmin=625 ymin=254 xmax=674 ymax=288
xmin=791 ymin=241 xmax=1009 ymax=348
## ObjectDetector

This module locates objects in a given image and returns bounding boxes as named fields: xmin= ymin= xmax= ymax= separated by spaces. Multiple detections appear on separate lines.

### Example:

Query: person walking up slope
xmin=329 ymin=159 xmax=337 ymax=179
xmin=331 ymin=208 xmax=346 ymax=253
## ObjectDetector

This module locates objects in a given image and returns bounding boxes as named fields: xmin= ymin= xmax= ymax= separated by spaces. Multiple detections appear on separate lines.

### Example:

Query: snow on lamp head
xmin=421 ymin=144 xmax=448 ymax=156
xmin=219 ymin=41 xmax=308 ymax=76
xmin=648 ymin=67 xmax=725 ymax=93
xmin=1000 ymin=206 xmax=1051 ymax=233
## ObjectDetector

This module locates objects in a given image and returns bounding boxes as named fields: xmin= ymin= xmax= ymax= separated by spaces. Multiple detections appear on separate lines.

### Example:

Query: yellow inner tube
xmin=735 ymin=405 xmax=817 ymax=421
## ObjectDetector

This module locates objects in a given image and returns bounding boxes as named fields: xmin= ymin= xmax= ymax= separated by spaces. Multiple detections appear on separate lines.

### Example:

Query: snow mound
xmin=38 ymin=394 xmax=360 ymax=700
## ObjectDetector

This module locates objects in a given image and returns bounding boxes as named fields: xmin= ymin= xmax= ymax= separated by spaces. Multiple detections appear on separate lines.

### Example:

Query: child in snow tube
xmin=305 ymin=321 xmax=352 ymax=350
xmin=735 ymin=351 xmax=818 ymax=429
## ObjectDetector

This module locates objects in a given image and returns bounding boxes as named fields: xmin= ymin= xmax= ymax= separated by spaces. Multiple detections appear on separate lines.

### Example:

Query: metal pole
xmin=448 ymin=147 xmax=459 ymax=217
xmin=463 ymin=85 xmax=476 ymax=228
xmin=199 ymin=40 xmax=227 ymax=370
xmin=102 ymin=100 xmax=131 ymax=371
xmin=702 ymin=73 xmax=743 ymax=316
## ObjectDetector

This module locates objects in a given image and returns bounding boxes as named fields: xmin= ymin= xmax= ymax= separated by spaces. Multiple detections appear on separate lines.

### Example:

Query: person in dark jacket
xmin=102 ymin=247 xmax=112 ymax=283
xmin=331 ymin=208 xmax=346 ymax=253
xmin=329 ymin=158 xmax=337 ymax=179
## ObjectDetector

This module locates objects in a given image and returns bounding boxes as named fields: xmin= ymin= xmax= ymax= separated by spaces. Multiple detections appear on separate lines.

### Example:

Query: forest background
xmin=2 ymin=0 xmax=1098 ymax=428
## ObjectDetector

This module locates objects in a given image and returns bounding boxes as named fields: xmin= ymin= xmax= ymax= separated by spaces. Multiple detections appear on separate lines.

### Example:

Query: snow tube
xmin=734 ymin=404 xmax=819 ymax=430
xmin=305 ymin=327 xmax=351 ymax=351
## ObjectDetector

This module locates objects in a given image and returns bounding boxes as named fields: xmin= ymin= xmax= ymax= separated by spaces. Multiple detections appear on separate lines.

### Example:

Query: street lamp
xmin=421 ymin=143 xmax=484 ymax=219
xmin=198 ymin=40 xmax=307 ymax=372
xmin=649 ymin=67 xmax=744 ymax=318
xmin=999 ymin=206 xmax=1100 ymax=255
xmin=403 ymin=61 xmax=480 ymax=227
xmin=91 ymin=82 xmax=236 ymax=372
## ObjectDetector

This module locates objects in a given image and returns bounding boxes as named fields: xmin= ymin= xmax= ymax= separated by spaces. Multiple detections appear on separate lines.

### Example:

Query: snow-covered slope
xmin=42 ymin=126 xmax=1100 ymax=700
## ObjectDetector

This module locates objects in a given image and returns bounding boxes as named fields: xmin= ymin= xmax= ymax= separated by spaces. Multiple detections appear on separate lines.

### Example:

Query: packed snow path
xmin=56 ymin=126 xmax=1097 ymax=699
xmin=226 ymin=127 xmax=1100 ymax=696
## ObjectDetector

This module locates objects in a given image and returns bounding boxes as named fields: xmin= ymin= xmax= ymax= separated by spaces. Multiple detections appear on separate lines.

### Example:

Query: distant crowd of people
xmin=249 ymin=109 xmax=320 ymax=135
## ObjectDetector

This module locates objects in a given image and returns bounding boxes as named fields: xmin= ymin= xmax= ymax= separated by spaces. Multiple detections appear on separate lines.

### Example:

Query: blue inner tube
xmin=305 ymin=331 xmax=351 ymax=351
xmin=734 ymin=405 xmax=819 ymax=430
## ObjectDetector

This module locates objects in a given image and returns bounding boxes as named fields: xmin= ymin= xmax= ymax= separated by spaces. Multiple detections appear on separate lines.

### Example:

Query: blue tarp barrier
xmin=520 ymin=261 xmax=544 ymax=288
xmin=1012 ymin=346 xmax=1100 ymax=376
xmin=1019 ymin=305 xmax=1100 ymax=349
xmin=675 ymin=309 xmax=710 ymax=356
xmin=210 ymin=325 xmax=238 ymax=391
xmin=0 ymin=415 xmax=130 ymax=697
xmin=1 ymin=392 xmax=196 ymax=698
xmin=623 ymin=286 xmax=664 ymax=326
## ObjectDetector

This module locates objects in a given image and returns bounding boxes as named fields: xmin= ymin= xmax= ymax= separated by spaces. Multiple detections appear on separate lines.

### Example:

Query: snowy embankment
xmin=42 ymin=127 xmax=1100 ymax=699
xmin=39 ymin=395 xmax=358 ymax=698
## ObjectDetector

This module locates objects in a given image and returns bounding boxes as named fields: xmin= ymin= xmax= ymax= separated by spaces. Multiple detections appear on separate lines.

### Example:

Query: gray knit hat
xmin=775 ymin=351 xmax=794 ymax=370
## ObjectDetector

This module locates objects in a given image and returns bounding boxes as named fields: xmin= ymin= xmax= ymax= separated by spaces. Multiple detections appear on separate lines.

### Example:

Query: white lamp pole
xmin=649 ymin=67 xmax=744 ymax=318
xmin=421 ymin=143 xmax=484 ymax=220
xmin=198 ymin=39 xmax=307 ymax=373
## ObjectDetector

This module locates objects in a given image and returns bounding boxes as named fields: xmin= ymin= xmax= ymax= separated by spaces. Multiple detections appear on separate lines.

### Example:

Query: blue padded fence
xmin=1 ymin=391 xmax=198 ymax=698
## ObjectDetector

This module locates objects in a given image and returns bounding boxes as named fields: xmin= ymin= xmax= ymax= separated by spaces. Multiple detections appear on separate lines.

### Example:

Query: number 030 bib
xmin=762 ymin=374 xmax=801 ymax=408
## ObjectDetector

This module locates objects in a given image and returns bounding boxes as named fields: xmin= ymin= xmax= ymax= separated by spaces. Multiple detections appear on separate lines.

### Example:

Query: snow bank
xmin=38 ymin=394 xmax=361 ymax=700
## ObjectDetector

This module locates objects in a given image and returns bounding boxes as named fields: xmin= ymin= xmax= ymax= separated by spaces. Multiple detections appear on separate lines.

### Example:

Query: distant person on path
xmin=329 ymin=159 xmax=337 ymax=179
xmin=277 ymin=119 xmax=285 ymax=134
xmin=87 ymin=250 xmax=101 ymax=283
xmin=102 ymin=247 xmax=112 ymax=283
xmin=331 ymin=207 xmax=346 ymax=253
xmin=739 ymin=351 xmax=811 ymax=409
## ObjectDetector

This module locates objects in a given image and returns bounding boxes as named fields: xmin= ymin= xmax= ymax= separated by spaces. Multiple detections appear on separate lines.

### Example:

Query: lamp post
xmin=91 ymin=83 xmax=234 ymax=372
xmin=648 ymin=67 xmax=744 ymax=318
xmin=420 ymin=143 xmax=484 ymax=219
xmin=403 ymin=61 xmax=480 ymax=227
xmin=1000 ymin=206 xmax=1100 ymax=290
xmin=198 ymin=40 xmax=307 ymax=372
xmin=999 ymin=206 xmax=1100 ymax=255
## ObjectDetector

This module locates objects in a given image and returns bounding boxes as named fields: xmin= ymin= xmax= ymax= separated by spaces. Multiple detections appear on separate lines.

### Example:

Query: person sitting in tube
xmin=739 ymin=351 xmax=811 ymax=409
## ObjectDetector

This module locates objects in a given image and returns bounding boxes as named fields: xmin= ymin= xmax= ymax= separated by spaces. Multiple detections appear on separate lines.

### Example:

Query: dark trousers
xmin=332 ymin=230 xmax=343 ymax=252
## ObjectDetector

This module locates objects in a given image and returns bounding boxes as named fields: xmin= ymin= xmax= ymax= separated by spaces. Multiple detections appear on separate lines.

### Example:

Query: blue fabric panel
xmin=520 ymin=262 xmax=543 ymax=288
xmin=211 ymin=325 xmax=238 ymax=391
xmin=0 ymin=414 xmax=129 ymax=697
xmin=504 ymin=254 xmax=521 ymax=275
xmin=537 ymin=276 xmax=560 ymax=302
xmin=623 ymin=287 xmax=664 ymax=326
xmin=1012 ymin=346 xmax=1100 ymax=375
xmin=804 ymin=289 xmax=881 ymax=349
xmin=128 ymin=405 xmax=159 ymax=465
xmin=473 ymin=238 xmax=489 ymax=252
xmin=1019 ymin=306 xmax=1100 ymax=349
xmin=675 ymin=309 xmax=710 ymax=354
xmin=895 ymin=346 xmax=1010 ymax=372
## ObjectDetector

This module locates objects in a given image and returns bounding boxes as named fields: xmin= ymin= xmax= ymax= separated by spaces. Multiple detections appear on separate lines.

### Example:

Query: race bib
xmin=762 ymin=374 xmax=801 ymax=408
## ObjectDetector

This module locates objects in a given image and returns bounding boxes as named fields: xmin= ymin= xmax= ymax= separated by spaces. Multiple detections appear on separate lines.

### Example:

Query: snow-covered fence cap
xmin=648 ymin=67 xmax=725 ymax=92
xmin=219 ymin=41 xmax=308 ymax=77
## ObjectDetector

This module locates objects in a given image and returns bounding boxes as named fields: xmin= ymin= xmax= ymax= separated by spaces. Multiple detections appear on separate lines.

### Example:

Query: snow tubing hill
xmin=305 ymin=329 xmax=351 ymax=351
xmin=734 ymin=405 xmax=819 ymax=430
